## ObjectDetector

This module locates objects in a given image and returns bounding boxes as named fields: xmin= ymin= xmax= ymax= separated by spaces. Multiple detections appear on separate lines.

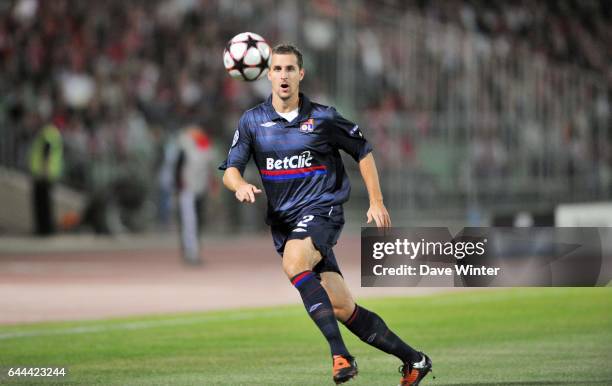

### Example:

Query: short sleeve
xmin=219 ymin=115 xmax=253 ymax=173
xmin=328 ymin=108 xmax=373 ymax=162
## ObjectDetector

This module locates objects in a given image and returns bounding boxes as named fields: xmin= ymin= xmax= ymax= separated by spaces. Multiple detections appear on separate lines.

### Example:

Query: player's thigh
xmin=320 ymin=271 xmax=355 ymax=322
xmin=283 ymin=237 xmax=323 ymax=277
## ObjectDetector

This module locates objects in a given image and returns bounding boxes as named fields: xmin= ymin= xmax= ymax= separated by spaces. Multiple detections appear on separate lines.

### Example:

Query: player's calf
xmin=343 ymin=305 xmax=421 ymax=363
xmin=290 ymin=270 xmax=352 ymax=360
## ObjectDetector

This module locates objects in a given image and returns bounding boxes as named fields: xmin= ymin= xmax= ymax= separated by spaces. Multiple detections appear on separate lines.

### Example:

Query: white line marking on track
xmin=0 ymin=308 xmax=302 ymax=341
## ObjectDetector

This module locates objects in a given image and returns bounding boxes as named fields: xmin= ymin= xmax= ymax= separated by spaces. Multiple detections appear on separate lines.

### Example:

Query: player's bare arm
xmin=222 ymin=167 xmax=261 ymax=203
xmin=359 ymin=153 xmax=391 ymax=228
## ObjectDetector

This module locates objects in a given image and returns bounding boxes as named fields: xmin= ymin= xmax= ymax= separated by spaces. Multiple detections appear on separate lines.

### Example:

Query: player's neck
xmin=272 ymin=93 xmax=299 ymax=113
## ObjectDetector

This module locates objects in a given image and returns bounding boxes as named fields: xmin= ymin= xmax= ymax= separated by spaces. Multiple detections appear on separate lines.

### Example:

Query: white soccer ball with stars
xmin=223 ymin=32 xmax=271 ymax=81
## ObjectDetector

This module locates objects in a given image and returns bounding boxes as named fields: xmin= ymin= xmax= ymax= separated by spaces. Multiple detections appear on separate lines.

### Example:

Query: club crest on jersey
xmin=299 ymin=118 xmax=314 ymax=133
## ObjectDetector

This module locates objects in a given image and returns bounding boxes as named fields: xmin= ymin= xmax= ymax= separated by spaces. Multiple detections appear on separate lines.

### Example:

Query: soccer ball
xmin=223 ymin=32 xmax=271 ymax=81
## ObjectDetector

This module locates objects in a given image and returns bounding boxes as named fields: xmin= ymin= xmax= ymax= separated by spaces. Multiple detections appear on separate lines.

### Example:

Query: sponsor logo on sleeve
xmin=350 ymin=125 xmax=363 ymax=138
xmin=231 ymin=129 xmax=239 ymax=147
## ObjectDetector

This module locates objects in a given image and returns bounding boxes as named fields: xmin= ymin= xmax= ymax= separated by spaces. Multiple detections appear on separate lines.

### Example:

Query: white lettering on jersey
xmin=265 ymin=151 xmax=313 ymax=170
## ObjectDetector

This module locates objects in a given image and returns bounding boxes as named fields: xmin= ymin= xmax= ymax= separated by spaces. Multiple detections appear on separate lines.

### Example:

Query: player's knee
xmin=283 ymin=240 xmax=320 ymax=278
xmin=282 ymin=254 xmax=308 ymax=278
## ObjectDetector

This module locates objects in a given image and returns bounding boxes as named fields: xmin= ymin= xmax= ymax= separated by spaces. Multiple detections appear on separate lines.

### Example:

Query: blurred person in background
xmin=156 ymin=127 xmax=179 ymax=230
xmin=175 ymin=125 xmax=213 ymax=265
xmin=28 ymin=123 xmax=63 ymax=235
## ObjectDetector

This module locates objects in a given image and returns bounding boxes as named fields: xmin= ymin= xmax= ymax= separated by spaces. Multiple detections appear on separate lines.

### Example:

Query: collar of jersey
xmin=264 ymin=93 xmax=312 ymax=124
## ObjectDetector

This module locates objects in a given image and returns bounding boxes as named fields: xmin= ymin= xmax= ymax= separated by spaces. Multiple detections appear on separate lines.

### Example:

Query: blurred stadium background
xmin=0 ymin=0 xmax=610 ymax=235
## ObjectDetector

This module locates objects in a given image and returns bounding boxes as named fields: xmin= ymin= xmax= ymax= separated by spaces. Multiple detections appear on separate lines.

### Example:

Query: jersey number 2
xmin=297 ymin=215 xmax=314 ymax=228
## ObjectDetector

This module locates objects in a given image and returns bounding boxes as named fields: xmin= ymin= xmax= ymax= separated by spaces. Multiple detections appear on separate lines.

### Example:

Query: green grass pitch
xmin=0 ymin=288 xmax=610 ymax=385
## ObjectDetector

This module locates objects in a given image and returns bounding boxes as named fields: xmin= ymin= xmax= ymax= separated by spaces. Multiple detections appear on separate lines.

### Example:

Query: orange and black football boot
xmin=399 ymin=352 xmax=433 ymax=386
xmin=332 ymin=354 xmax=358 ymax=384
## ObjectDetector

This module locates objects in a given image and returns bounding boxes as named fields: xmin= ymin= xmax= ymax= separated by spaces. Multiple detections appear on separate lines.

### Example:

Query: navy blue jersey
xmin=219 ymin=93 xmax=372 ymax=225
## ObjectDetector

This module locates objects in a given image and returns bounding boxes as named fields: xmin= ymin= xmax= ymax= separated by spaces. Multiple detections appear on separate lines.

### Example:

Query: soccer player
xmin=220 ymin=44 xmax=432 ymax=385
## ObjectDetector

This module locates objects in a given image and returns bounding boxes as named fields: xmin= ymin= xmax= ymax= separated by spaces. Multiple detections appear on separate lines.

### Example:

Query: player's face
xmin=268 ymin=53 xmax=304 ymax=101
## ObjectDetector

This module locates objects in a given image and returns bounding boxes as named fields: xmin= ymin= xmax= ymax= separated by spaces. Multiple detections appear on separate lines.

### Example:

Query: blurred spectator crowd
xmin=0 ymin=0 xmax=610 ymax=231
xmin=410 ymin=0 xmax=611 ymax=80
xmin=301 ymin=0 xmax=611 ymax=206
xmin=1 ymin=0 xmax=277 ymax=190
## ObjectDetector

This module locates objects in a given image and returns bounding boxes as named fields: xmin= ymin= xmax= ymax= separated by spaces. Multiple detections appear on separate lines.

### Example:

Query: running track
xmin=0 ymin=233 xmax=455 ymax=324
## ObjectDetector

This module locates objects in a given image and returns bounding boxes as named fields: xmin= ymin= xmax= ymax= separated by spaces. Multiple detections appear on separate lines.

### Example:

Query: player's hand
xmin=367 ymin=200 xmax=391 ymax=228
xmin=235 ymin=183 xmax=262 ymax=203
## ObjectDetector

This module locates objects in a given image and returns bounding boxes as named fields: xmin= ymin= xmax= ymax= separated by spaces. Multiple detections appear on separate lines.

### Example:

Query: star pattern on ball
xmin=224 ymin=32 xmax=270 ymax=81
xmin=247 ymin=35 xmax=268 ymax=78
xmin=245 ymin=33 xmax=259 ymax=49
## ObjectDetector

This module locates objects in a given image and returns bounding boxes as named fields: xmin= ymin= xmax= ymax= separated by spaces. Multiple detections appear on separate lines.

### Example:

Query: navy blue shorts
xmin=271 ymin=206 xmax=345 ymax=276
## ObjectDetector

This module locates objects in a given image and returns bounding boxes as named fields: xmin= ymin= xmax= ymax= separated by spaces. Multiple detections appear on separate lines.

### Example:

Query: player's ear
xmin=267 ymin=67 xmax=272 ymax=81
xmin=299 ymin=68 xmax=304 ymax=81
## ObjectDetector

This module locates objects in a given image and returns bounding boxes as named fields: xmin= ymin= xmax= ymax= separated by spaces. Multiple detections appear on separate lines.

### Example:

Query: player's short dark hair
xmin=272 ymin=44 xmax=303 ymax=69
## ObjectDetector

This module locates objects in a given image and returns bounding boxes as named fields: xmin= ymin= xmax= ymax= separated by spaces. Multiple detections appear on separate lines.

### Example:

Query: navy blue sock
xmin=343 ymin=304 xmax=420 ymax=363
xmin=291 ymin=270 xmax=350 ymax=357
